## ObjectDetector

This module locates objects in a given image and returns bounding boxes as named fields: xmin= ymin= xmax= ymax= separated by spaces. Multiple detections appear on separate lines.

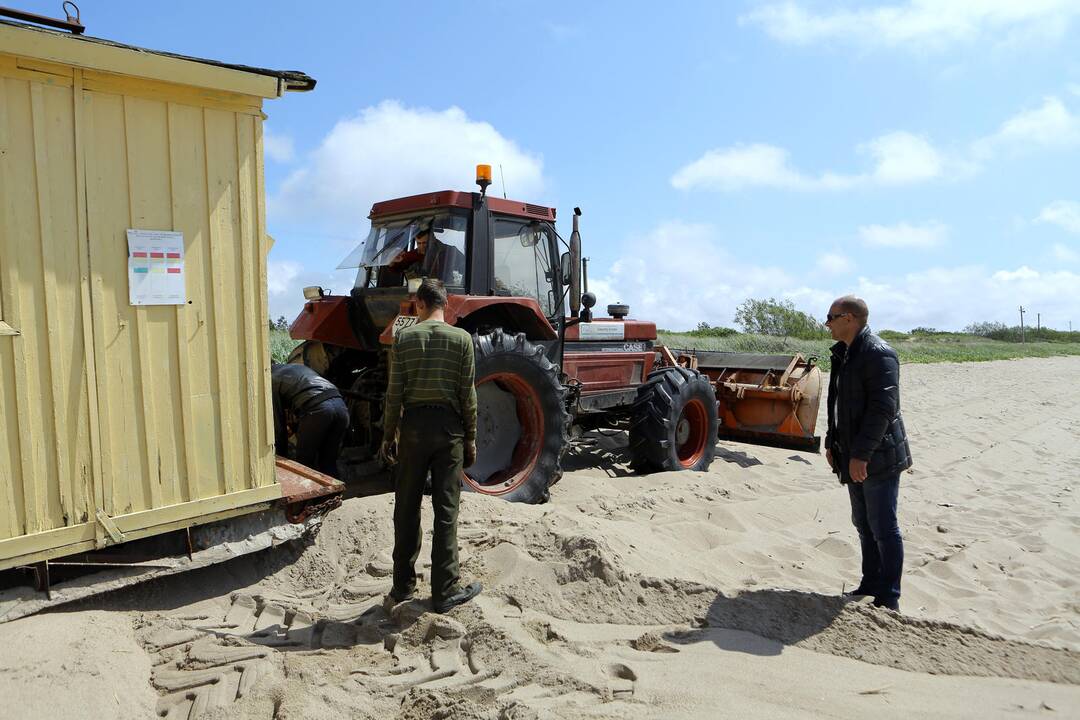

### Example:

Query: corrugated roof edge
xmin=0 ymin=18 xmax=316 ymax=91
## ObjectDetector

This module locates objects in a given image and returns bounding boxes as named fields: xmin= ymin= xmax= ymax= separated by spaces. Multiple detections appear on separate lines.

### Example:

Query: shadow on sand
xmin=713 ymin=445 xmax=764 ymax=468
xmin=668 ymin=588 xmax=848 ymax=657
xmin=562 ymin=431 xmax=638 ymax=477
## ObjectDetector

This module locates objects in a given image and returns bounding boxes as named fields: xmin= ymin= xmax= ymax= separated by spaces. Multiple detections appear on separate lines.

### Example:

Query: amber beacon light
xmin=476 ymin=164 xmax=493 ymax=195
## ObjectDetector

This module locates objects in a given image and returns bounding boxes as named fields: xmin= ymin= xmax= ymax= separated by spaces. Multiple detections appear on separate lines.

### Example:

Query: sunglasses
xmin=825 ymin=312 xmax=850 ymax=323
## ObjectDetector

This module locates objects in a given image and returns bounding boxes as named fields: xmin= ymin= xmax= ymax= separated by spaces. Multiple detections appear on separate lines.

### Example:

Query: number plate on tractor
xmin=391 ymin=315 xmax=418 ymax=336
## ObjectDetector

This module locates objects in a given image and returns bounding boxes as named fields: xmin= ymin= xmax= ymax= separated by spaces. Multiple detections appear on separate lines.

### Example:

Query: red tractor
xmin=288 ymin=165 xmax=721 ymax=502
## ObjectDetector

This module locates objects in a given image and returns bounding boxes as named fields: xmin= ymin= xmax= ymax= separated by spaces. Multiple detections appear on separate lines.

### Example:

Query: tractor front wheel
xmin=465 ymin=329 xmax=571 ymax=503
xmin=629 ymin=367 xmax=718 ymax=473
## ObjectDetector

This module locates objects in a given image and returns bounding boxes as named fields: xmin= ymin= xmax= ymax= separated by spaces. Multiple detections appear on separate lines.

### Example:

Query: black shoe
xmin=873 ymin=597 xmax=900 ymax=612
xmin=845 ymin=584 xmax=875 ymax=597
xmin=432 ymin=582 xmax=482 ymax=614
xmin=388 ymin=587 xmax=414 ymax=603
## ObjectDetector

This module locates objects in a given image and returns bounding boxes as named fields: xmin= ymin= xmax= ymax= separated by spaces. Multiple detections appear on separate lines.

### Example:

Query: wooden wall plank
xmin=2 ymin=79 xmax=47 ymax=534
xmin=166 ymin=102 xmax=199 ymax=504
xmin=72 ymin=69 xmax=104 ymax=527
xmin=84 ymin=90 xmax=141 ymax=515
xmin=166 ymin=103 xmax=224 ymax=500
xmin=235 ymin=114 xmax=261 ymax=489
xmin=123 ymin=97 xmax=162 ymax=511
xmin=30 ymin=81 xmax=75 ymax=527
xmin=0 ymin=78 xmax=21 ymax=538
xmin=203 ymin=108 xmax=241 ymax=495
xmin=253 ymin=115 xmax=275 ymax=458
xmin=43 ymin=79 xmax=94 ymax=529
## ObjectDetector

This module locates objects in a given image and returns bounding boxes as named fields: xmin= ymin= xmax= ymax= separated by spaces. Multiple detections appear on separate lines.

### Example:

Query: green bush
xmin=687 ymin=322 xmax=739 ymax=338
xmin=733 ymin=298 xmax=829 ymax=340
xmin=270 ymin=327 xmax=301 ymax=364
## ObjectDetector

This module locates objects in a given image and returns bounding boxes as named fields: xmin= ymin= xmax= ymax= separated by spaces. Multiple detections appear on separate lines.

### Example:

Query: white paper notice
xmin=127 ymin=229 xmax=185 ymax=305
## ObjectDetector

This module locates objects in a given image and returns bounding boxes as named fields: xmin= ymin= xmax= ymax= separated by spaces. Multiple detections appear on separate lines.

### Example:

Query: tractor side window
xmin=492 ymin=219 xmax=556 ymax=316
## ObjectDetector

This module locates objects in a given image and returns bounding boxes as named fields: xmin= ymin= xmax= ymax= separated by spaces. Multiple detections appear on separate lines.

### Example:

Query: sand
xmin=0 ymin=355 xmax=1078 ymax=718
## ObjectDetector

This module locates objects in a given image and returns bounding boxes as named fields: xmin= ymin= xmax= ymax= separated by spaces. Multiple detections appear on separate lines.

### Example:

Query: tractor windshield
xmin=337 ymin=219 xmax=418 ymax=270
xmin=343 ymin=212 xmax=469 ymax=290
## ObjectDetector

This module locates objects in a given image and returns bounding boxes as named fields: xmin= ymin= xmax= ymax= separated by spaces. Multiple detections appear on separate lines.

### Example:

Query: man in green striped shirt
xmin=381 ymin=278 xmax=482 ymax=613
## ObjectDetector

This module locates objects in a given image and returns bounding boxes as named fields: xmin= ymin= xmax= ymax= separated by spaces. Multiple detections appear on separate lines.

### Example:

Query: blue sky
xmin=21 ymin=0 xmax=1080 ymax=330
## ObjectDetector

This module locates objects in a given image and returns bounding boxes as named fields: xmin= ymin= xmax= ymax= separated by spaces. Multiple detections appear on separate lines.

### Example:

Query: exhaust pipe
xmin=569 ymin=207 xmax=582 ymax=317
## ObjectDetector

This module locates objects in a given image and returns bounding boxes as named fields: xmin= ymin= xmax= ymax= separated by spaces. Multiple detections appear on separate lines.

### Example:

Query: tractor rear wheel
xmin=466 ymin=329 xmax=571 ymax=504
xmin=629 ymin=367 xmax=718 ymax=473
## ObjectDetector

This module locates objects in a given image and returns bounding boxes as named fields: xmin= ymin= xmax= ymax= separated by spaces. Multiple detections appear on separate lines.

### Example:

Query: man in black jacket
xmin=272 ymin=362 xmax=350 ymax=478
xmin=824 ymin=296 xmax=912 ymax=612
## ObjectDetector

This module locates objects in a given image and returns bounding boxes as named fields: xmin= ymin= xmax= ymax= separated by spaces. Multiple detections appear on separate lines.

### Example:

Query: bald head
xmin=834 ymin=295 xmax=869 ymax=326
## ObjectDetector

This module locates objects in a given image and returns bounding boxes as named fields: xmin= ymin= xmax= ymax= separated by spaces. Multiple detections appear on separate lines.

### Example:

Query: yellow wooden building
xmin=0 ymin=19 xmax=315 ymax=570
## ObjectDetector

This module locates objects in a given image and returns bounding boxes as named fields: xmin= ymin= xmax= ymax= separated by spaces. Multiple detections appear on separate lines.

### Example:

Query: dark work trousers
xmin=392 ymin=406 xmax=464 ymax=602
xmin=848 ymin=470 xmax=904 ymax=602
xmin=295 ymin=397 xmax=350 ymax=478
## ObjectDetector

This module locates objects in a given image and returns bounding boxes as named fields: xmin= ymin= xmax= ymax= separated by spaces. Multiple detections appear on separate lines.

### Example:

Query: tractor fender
xmin=289 ymin=295 xmax=362 ymax=349
xmin=447 ymin=296 xmax=557 ymax=341
xmin=378 ymin=295 xmax=558 ymax=345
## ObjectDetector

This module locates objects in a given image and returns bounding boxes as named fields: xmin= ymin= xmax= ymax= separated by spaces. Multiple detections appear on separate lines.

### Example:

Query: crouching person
xmin=381 ymin=278 xmax=482 ymax=614
xmin=272 ymin=361 xmax=349 ymax=478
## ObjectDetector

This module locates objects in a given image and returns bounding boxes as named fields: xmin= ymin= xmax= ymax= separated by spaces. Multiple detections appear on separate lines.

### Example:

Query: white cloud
xmin=1051 ymin=243 xmax=1079 ymax=263
xmin=817 ymin=252 xmax=855 ymax=274
xmin=593 ymin=221 xmax=1080 ymax=331
xmin=267 ymin=259 xmax=302 ymax=297
xmin=672 ymin=131 xmax=948 ymax=192
xmin=859 ymin=222 xmax=948 ymax=249
xmin=263 ymin=128 xmax=295 ymax=163
xmin=671 ymin=144 xmax=826 ymax=191
xmin=860 ymin=132 xmax=943 ymax=184
xmin=741 ymin=1 xmax=1080 ymax=49
xmin=270 ymin=101 xmax=545 ymax=239
xmin=973 ymin=96 xmax=1080 ymax=158
xmin=1037 ymin=200 xmax=1080 ymax=234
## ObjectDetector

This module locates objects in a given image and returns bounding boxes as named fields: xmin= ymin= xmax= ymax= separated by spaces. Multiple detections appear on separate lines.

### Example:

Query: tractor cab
xmin=331 ymin=177 xmax=566 ymax=351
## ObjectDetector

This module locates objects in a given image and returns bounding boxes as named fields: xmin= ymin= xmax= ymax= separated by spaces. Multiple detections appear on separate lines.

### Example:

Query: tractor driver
xmin=387 ymin=227 xmax=430 ymax=278
xmin=387 ymin=225 xmax=467 ymax=286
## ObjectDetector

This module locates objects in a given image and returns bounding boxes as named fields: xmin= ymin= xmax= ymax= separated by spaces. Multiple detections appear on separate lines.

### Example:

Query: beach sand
xmin=1 ymin=356 xmax=1078 ymax=718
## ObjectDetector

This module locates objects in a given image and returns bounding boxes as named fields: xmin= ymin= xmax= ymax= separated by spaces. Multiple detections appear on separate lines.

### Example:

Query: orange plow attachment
xmin=675 ymin=351 xmax=823 ymax=452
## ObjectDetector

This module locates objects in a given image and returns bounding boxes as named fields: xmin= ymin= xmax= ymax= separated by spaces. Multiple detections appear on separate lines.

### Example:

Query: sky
xmin=19 ymin=0 xmax=1080 ymax=331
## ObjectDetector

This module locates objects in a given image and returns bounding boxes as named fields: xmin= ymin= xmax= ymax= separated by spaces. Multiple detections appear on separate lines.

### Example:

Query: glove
xmin=464 ymin=440 xmax=477 ymax=469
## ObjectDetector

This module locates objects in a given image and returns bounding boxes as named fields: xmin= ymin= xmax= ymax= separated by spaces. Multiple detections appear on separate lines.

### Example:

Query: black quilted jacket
xmin=825 ymin=326 xmax=912 ymax=483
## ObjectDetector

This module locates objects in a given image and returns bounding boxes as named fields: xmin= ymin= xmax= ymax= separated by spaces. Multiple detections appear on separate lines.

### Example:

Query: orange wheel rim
xmin=676 ymin=398 xmax=708 ymax=468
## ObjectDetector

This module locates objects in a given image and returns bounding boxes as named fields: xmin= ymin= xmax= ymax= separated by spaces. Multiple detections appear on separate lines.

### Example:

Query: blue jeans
xmin=848 ymin=471 xmax=903 ymax=602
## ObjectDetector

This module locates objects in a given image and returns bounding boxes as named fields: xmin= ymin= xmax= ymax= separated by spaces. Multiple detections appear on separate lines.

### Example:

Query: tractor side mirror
xmin=560 ymin=252 xmax=572 ymax=286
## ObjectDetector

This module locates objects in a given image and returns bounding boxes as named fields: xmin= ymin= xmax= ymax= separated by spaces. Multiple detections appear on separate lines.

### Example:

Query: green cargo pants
xmin=392 ymin=405 xmax=464 ymax=602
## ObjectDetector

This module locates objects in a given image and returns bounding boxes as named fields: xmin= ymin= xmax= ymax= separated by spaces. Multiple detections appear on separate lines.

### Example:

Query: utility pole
xmin=1019 ymin=305 xmax=1026 ymax=344
xmin=1037 ymin=313 xmax=1041 ymax=333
